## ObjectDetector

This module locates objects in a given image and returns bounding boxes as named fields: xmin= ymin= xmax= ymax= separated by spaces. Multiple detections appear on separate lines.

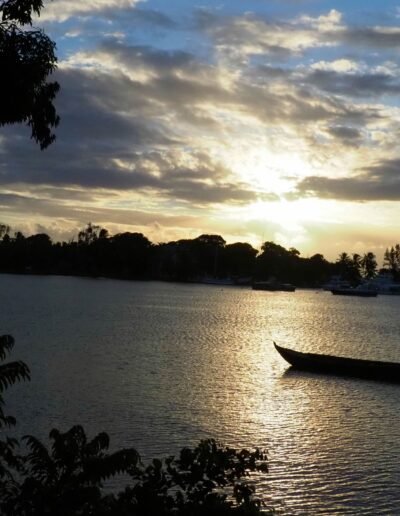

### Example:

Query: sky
xmin=2 ymin=0 xmax=400 ymax=260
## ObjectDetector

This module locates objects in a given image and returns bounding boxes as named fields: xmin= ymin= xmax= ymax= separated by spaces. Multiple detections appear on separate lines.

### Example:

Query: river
xmin=1 ymin=274 xmax=400 ymax=514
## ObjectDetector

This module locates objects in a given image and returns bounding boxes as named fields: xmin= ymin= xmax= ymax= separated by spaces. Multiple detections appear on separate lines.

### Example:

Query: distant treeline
xmin=0 ymin=222 xmax=398 ymax=287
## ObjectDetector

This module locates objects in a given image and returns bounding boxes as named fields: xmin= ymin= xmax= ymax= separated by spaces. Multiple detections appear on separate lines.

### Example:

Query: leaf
xmin=0 ymin=335 xmax=14 ymax=361
xmin=0 ymin=361 xmax=30 ymax=393
xmin=86 ymin=432 xmax=110 ymax=456
xmin=22 ymin=434 xmax=56 ymax=483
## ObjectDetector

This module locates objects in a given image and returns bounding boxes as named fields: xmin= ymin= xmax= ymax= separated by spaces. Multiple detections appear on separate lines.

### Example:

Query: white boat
xmin=364 ymin=272 xmax=400 ymax=295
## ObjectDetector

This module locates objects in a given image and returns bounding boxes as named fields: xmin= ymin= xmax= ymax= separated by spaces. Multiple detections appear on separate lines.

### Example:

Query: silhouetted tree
xmin=335 ymin=252 xmax=352 ymax=279
xmin=301 ymin=253 xmax=332 ymax=287
xmin=335 ymin=252 xmax=365 ymax=285
xmin=0 ymin=225 xmax=388 ymax=288
xmin=78 ymin=222 xmax=103 ymax=246
xmin=350 ymin=253 xmax=362 ymax=284
xmin=195 ymin=234 xmax=226 ymax=248
xmin=193 ymin=234 xmax=226 ymax=278
xmin=0 ymin=224 xmax=10 ymax=239
xmin=26 ymin=233 xmax=52 ymax=271
xmin=224 ymin=242 xmax=257 ymax=278
xmin=0 ymin=0 xmax=60 ymax=148
xmin=110 ymin=232 xmax=153 ymax=278
xmin=383 ymin=244 xmax=400 ymax=278
xmin=361 ymin=252 xmax=377 ymax=279
xmin=154 ymin=240 xmax=200 ymax=282
xmin=256 ymin=241 xmax=300 ymax=282
xmin=288 ymin=247 xmax=300 ymax=257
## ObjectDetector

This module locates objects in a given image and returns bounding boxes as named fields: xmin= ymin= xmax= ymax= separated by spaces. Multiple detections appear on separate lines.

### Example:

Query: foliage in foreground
xmin=0 ymin=335 xmax=30 ymax=482
xmin=0 ymin=0 xmax=60 ymax=149
xmin=0 ymin=336 xmax=273 ymax=515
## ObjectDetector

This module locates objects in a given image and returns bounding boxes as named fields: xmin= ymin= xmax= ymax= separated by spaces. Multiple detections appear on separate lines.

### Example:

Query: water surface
xmin=1 ymin=274 xmax=400 ymax=514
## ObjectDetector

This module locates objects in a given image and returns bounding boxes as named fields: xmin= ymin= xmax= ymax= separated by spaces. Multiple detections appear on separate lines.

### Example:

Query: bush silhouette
xmin=0 ymin=336 xmax=273 ymax=515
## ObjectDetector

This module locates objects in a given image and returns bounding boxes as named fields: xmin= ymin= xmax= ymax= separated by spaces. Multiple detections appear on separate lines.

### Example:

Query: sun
xmin=247 ymin=198 xmax=323 ymax=228
xmin=222 ymin=143 xmax=316 ymax=196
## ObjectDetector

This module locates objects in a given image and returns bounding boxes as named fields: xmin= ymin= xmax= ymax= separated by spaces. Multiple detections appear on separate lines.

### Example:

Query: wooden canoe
xmin=274 ymin=342 xmax=400 ymax=383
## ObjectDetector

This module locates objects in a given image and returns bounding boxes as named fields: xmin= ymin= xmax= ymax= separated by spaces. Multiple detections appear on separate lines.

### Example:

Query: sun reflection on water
xmin=2 ymin=277 xmax=400 ymax=514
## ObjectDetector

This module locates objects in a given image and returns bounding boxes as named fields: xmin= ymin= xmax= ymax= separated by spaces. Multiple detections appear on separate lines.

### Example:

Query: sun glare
xmin=224 ymin=145 xmax=315 ymax=196
xmin=248 ymin=197 xmax=340 ymax=228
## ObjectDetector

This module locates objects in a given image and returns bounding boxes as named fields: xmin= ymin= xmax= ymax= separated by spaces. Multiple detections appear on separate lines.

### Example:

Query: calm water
xmin=2 ymin=274 xmax=400 ymax=515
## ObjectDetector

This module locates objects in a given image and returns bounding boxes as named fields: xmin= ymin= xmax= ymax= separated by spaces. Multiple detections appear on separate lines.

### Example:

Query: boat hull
xmin=331 ymin=289 xmax=377 ymax=297
xmin=253 ymin=282 xmax=295 ymax=292
xmin=274 ymin=343 xmax=400 ymax=383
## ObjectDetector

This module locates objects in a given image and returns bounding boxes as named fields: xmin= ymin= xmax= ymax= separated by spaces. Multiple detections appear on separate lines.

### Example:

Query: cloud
xmin=4 ymin=2 xmax=400 ymax=251
xmin=338 ymin=26 xmax=400 ymax=48
xmin=295 ymin=159 xmax=400 ymax=201
xmin=303 ymin=69 xmax=400 ymax=97
xmin=325 ymin=125 xmax=362 ymax=146
xmin=0 ymin=65 xmax=259 ymax=207
xmin=195 ymin=10 xmax=339 ymax=59
xmin=1 ymin=27 xmax=393 ymax=215
xmin=39 ymin=0 xmax=144 ymax=22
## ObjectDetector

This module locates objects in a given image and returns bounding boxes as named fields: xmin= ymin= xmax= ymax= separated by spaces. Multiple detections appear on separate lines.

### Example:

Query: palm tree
xmin=349 ymin=253 xmax=362 ymax=284
xmin=361 ymin=252 xmax=378 ymax=279
xmin=336 ymin=252 xmax=363 ymax=285
xmin=336 ymin=252 xmax=352 ymax=278
xmin=384 ymin=244 xmax=400 ymax=278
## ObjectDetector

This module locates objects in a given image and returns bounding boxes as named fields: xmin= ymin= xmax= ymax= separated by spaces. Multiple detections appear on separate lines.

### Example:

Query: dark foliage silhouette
xmin=361 ymin=252 xmax=377 ymax=279
xmin=383 ymin=244 xmax=400 ymax=279
xmin=0 ymin=0 xmax=60 ymax=148
xmin=0 ymin=337 xmax=273 ymax=515
xmin=0 ymin=335 xmax=30 ymax=489
xmin=0 ymin=221 xmax=385 ymax=287
xmin=0 ymin=335 xmax=30 ymax=428
xmin=3 ymin=433 xmax=271 ymax=515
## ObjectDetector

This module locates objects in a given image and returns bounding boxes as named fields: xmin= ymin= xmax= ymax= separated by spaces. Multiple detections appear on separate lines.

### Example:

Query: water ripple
xmin=1 ymin=276 xmax=400 ymax=514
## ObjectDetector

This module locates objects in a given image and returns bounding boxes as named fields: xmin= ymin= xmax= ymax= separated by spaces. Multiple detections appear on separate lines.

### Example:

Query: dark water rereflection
xmin=282 ymin=365 xmax=400 ymax=385
xmin=1 ymin=275 xmax=400 ymax=515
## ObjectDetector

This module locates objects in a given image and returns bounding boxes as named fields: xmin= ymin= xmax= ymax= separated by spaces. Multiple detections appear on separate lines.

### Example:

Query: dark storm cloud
xmin=0 ymin=65 xmax=258 ymax=206
xmin=295 ymin=159 xmax=400 ymax=201
xmin=248 ymin=65 xmax=382 ymax=132
xmin=337 ymin=27 xmax=400 ymax=48
xmin=52 ymin=68 xmax=176 ymax=149
xmin=80 ymin=43 xmax=232 ymax=114
xmin=0 ymin=141 xmax=258 ymax=206
xmin=254 ymin=60 xmax=400 ymax=104
xmin=85 ymin=40 xmax=382 ymax=130
xmin=0 ymin=192 xmax=200 ymax=228
xmin=303 ymin=69 xmax=400 ymax=97
xmin=99 ymin=40 xmax=197 ymax=73
xmin=326 ymin=125 xmax=362 ymax=146
xmin=0 ymin=37 xmax=385 ymax=209
xmin=5 ymin=8 xmax=400 ymax=218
